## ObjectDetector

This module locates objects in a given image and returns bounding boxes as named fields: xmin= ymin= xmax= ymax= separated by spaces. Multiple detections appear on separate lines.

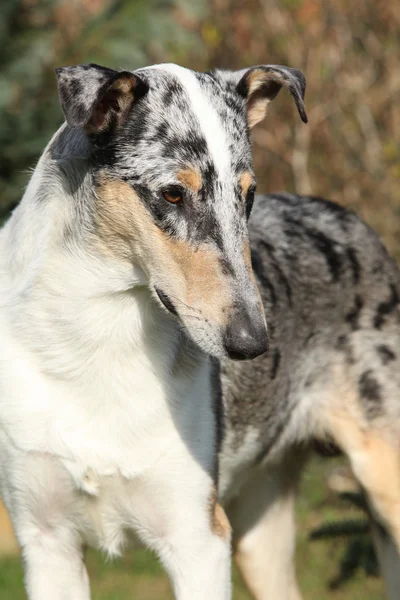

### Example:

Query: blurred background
xmin=0 ymin=0 xmax=399 ymax=598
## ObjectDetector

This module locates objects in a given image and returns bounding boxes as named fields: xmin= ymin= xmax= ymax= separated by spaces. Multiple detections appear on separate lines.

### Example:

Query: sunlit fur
xmin=0 ymin=61 xmax=307 ymax=600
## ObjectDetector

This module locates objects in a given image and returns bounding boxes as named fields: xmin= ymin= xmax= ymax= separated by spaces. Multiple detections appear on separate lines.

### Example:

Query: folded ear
xmin=55 ymin=63 xmax=149 ymax=133
xmin=235 ymin=65 xmax=308 ymax=128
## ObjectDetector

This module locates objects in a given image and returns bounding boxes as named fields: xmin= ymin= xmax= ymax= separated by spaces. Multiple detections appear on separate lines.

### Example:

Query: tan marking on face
xmin=177 ymin=168 xmax=202 ymax=193
xmin=240 ymin=171 xmax=254 ymax=197
xmin=160 ymin=231 xmax=232 ymax=327
xmin=209 ymin=488 xmax=231 ymax=540
xmin=94 ymin=177 xmax=232 ymax=327
xmin=93 ymin=175 xmax=150 ymax=260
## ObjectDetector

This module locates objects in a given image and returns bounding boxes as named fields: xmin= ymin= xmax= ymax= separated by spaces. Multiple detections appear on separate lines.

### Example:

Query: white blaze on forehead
xmin=146 ymin=63 xmax=231 ymax=178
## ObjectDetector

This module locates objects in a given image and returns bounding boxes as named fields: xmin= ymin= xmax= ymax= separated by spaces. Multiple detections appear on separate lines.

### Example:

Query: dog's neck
xmin=1 ymin=126 xmax=185 ymax=382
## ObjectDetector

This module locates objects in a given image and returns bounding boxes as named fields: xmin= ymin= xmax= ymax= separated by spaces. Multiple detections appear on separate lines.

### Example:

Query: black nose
xmin=224 ymin=309 xmax=269 ymax=360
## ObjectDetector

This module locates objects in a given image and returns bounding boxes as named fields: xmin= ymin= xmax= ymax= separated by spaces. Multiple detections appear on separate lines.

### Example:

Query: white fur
xmin=149 ymin=64 xmax=231 ymax=178
xmin=0 ymin=140 xmax=231 ymax=599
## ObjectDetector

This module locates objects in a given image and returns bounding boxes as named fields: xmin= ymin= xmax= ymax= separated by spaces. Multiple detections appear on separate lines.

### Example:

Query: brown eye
xmin=162 ymin=188 xmax=183 ymax=204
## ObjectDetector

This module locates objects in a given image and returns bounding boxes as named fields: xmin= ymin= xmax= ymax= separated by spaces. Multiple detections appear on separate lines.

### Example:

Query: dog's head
xmin=55 ymin=62 xmax=307 ymax=360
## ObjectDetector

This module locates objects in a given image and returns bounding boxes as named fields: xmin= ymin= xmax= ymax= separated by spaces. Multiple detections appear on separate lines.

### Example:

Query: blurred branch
xmin=355 ymin=104 xmax=383 ymax=175
xmin=292 ymin=123 xmax=312 ymax=195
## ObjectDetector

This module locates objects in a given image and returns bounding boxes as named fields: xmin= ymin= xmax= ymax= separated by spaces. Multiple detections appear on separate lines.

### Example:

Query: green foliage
xmin=0 ymin=0 xmax=207 ymax=214
xmin=310 ymin=489 xmax=379 ymax=590
xmin=310 ymin=517 xmax=370 ymax=540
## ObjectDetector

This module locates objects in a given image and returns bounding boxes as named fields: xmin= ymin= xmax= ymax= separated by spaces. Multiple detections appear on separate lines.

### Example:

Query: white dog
xmin=0 ymin=61 xmax=307 ymax=599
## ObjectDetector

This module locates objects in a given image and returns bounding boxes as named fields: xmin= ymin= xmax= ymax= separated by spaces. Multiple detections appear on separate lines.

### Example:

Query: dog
xmin=220 ymin=192 xmax=400 ymax=600
xmin=2 ymin=61 xmax=399 ymax=600
xmin=0 ymin=61 xmax=307 ymax=599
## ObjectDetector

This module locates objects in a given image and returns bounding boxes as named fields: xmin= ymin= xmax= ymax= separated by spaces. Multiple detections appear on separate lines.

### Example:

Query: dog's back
xmin=220 ymin=193 xmax=400 ymax=599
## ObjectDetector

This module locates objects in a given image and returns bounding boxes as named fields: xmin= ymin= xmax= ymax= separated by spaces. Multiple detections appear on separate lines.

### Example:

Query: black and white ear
xmin=235 ymin=65 xmax=308 ymax=128
xmin=55 ymin=63 xmax=148 ymax=133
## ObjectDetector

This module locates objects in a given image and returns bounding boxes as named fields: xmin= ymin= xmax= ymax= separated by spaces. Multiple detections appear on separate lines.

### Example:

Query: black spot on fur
xmin=346 ymin=247 xmax=361 ymax=284
xmin=73 ymin=102 xmax=87 ymax=126
xmin=156 ymin=122 xmax=168 ymax=141
xmin=159 ymin=135 xmax=182 ymax=159
xmin=307 ymin=229 xmax=342 ymax=281
xmin=270 ymin=348 xmax=281 ymax=380
xmin=374 ymin=284 xmax=400 ymax=329
xmin=181 ymin=132 xmax=208 ymax=162
xmin=202 ymin=162 xmax=217 ymax=199
xmin=259 ymin=241 xmax=292 ymax=305
xmin=69 ymin=78 xmax=84 ymax=97
xmin=218 ymin=257 xmax=235 ymax=278
xmin=193 ymin=206 xmax=224 ymax=251
xmin=162 ymin=79 xmax=184 ymax=106
xmin=345 ymin=295 xmax=363 ymax=330
xmin=283 ymin=216 xmax=342 ymax=281
xmin=251 ymin=249 xmax=277 ymax=305
xmin=376 ymin=344 xmax=396 ymax=365
xmin=359 ymin=370 xmax=382 ymax=418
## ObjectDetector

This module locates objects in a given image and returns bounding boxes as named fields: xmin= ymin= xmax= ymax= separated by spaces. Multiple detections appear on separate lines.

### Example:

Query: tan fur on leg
xmin=326 ymin=405 xmax=400 ymax=551
xmin=226 ymin=458 xmax=305 ymax=600
xmin=322 ymin=384 xmax=400 ymax=600
xmin=210 ymin=488 xmax=231 ymax=540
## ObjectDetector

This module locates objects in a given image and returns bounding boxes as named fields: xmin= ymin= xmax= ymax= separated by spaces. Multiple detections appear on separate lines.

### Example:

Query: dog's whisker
xmin=167 ymin=295 xmax=201 ymax=314
xmin=174 ymin=312 xmax=202 ymax=322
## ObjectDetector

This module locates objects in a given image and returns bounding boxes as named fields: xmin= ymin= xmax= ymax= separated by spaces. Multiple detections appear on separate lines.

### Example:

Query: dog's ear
xmin=55 ymin=63 xmax=149 ymax=133
xmin=233 ymin=65 xmax=307 ymax=128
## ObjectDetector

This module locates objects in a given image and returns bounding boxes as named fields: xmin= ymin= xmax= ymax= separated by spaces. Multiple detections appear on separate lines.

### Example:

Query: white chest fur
xmin=0 ymin=291 xmax=216 ymax=556
xmin=0 ymin=273 xmax=213 ymax=483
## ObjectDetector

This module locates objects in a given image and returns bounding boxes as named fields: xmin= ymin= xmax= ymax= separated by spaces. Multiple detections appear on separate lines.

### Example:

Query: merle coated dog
xmin=220 ymin=192 xmax=400 ymax=600
xmin=0 ymin=61 xmax=398 ymax=600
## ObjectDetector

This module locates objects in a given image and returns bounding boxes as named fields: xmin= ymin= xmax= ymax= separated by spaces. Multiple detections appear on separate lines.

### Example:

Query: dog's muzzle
xmin=224 ymin=307 xmax=269 ymax=360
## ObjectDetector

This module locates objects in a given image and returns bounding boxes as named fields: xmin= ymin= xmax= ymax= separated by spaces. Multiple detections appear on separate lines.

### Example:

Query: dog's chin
xmin=153 ymin=288 xmax=227 ymax=359
xmin=181 ymin=328 xmax=227 ymax=361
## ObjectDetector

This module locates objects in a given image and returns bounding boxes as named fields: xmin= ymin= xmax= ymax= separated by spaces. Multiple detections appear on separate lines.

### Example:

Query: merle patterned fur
xmin=220 ymin=193 xmax=400 ymax=468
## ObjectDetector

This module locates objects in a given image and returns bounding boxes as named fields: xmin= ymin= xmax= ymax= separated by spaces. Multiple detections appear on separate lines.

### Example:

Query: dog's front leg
xmin=131 ymin=446 xmax=232 ymax=599
xmin=161 ymin=505 xmax=232 ymax=600
xmin=2 ymin=452 xmax=91 ymax=600
xmin=22 ymin=541 xmax=90 ymax=600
